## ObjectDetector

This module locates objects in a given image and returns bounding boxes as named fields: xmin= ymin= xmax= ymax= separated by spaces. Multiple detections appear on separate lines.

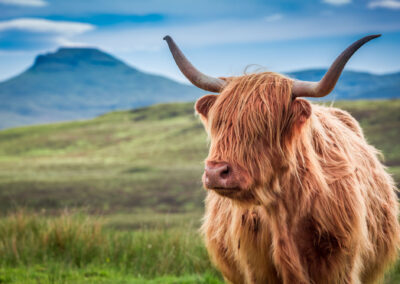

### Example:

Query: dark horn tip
xmin=163 ymin=35 xmax=171 ymax=41
xmin=369 ymin=34 xmax=381 ymax=39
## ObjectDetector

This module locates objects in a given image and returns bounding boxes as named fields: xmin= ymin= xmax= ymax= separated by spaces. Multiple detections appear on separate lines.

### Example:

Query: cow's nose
xmin=204 ymin=162 xmax=233 ymax=189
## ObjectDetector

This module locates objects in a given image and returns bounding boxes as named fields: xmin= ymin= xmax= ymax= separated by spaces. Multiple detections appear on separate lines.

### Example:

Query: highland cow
xmin=164 ymin=34 xmax=400 ymax=284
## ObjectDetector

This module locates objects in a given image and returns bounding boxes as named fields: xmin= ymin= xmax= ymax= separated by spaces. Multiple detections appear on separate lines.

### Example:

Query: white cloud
xmin=0 ymin=0 xmax=47 ymax=7
xmin=0 ymin=18 xmax=95 ymax=51
xmin=322 ymin=0 xmax=351 ymax=5
xmin=0 ymin=18 xmax=95 ymax=35
xmin=368 ymin=0 xmax=400 ymax=9
xmin=264 ymin=14 xmax=283 ymax=22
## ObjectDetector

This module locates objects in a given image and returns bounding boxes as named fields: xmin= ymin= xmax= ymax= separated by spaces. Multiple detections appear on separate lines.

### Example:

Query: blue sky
xmin=0 ymin=0 xmax=399 ymax=83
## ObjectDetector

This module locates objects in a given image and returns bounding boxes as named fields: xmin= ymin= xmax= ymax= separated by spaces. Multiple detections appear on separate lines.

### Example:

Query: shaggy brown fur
xmin=196 ymin=72 xmax=400 ymax=284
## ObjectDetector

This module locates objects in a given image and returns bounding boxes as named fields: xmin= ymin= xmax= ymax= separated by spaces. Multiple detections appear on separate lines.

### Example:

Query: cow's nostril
xmin=220 ymin=166 xmax=230 ymax=179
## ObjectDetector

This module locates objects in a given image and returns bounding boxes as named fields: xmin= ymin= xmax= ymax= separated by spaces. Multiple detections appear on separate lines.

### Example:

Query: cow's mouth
xmin=212 ymin=187 xmax=240 ymax=191
xmin=209 ymin=187 xmax=241 ymax=196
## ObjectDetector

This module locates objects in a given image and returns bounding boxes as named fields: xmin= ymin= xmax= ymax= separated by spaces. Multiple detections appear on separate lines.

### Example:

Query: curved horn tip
xmin=362 ymin=34 xmax=381 ymax=42
xmin=359 ymin=34 xmax=381 ymax=45
xmin=163 ymin=35 xmax=171 ymax=41
xmin=292 ymin=34 xmax=382 ymax=98
xmin=370 ymin=34 xmax=381 ymax=39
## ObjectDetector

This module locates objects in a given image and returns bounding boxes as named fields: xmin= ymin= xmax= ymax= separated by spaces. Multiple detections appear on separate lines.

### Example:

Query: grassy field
xmin=0 ymin=99 xmax=399 ymax=283
xmin=0 ymin=103 xmax=208 ymax=213
xmin=0 ymin=99 xmax=399 ymax=213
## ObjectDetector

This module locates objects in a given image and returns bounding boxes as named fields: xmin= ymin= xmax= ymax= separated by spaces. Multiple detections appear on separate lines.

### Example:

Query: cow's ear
xmin=195 ymin=94 xmax=217 ymax=118
xmin=290 ymin=98 xmax=312 ymax=131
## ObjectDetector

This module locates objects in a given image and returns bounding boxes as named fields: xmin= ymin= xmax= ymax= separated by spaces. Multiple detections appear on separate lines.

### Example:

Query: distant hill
xmin=0 ymin=47 xmax=398 ymax=129
xmin=0 ymin=47 xmax=202 ymax=129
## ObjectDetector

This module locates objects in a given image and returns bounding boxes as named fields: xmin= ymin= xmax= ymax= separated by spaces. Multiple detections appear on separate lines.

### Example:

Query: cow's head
xmin=164 ymin=35 xmax=380 ymax=203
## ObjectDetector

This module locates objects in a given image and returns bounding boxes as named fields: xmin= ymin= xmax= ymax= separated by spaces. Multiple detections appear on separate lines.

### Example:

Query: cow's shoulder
xmin=312 ymin=104 xmax=363 ymax=137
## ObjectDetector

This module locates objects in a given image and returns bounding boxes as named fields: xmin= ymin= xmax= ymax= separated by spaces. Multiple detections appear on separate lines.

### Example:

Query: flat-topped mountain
xmin=0 ymin=47 xmax=201 ymax=129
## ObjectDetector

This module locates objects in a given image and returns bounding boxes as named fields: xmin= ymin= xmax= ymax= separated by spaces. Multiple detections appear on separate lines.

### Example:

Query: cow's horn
xmin=164 ymin=35 xmax=226 ymax=93
xmin=292 ymin=34 xmax=381 ymax=98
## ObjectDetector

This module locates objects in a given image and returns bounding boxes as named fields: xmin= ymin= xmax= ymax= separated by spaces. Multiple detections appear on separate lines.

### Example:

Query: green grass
xmin=0 ymin=210 xmax=399 ymax=283
xmin=0 ymin=210 xmax=222 ymax=283
xmin=0 ymin=267 xmax=222 ymax=284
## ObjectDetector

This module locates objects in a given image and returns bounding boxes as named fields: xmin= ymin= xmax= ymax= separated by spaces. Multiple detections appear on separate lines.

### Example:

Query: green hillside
xmin=0 ymin=99 xmax=399 ymax=213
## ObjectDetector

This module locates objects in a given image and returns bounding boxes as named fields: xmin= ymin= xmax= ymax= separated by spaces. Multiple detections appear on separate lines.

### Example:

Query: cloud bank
xmin=0 ymin=18 xmax=95 ymax=51
xmin=368 ymin=0 xmax=400 ymax=9
xmin=0 ymin=18 xmax=94 ymax=34
xmin=322 ymin=0 xmax=352 ymax=6
xmin=0 ymin=0 xmax=47 ymax=7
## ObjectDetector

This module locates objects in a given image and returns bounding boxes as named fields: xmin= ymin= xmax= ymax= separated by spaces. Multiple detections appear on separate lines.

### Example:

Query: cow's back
xmin=314 ymin=105 xmax=400 ymax=283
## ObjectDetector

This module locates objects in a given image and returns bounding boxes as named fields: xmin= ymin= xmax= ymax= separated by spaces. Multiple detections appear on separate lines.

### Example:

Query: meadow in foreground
xmin=0 ymin=210 xmax=399 ymax=283
xmin=0 ymin=210 xmax=222 ymax=283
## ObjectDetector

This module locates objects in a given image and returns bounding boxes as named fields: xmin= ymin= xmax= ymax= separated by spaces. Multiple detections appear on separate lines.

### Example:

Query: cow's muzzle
xmin=203 ymin=161 xmax=242 ymax=193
